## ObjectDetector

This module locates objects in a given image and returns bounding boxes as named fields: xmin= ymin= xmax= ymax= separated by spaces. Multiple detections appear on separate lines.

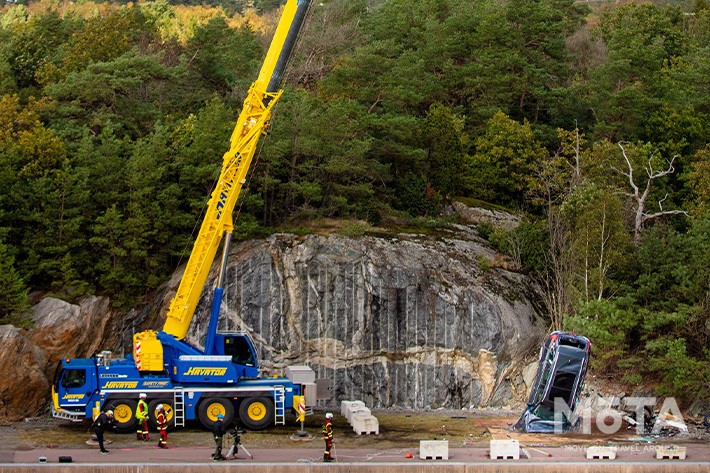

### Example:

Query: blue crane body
xmin=52 ymin=0 xmax=316 ymax=432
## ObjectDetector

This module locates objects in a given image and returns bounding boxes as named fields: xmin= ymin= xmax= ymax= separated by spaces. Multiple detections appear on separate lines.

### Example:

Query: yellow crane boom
xmin=162 ymin=0 xmax=310 ymax=340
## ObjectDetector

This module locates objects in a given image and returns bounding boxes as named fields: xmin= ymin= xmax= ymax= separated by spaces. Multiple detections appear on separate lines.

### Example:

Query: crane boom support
xmin=162 ymin=0 xmax=309 ymax=340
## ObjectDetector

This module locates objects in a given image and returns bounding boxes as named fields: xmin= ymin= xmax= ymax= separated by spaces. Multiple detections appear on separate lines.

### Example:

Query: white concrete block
xmin=656 ymin=445 xmax=686 ymax=460
xmin=489 ymin=439 xmax=519 ymax=460
xmin=419 ymin=440 xmax=448 ymax=460
xmin=586 ymin=446 xmax=617 ymax=460
xmin=340 ymin=400 xmax=355 ymax=416
xmin=346 ymin=406 xmax=370 ymax=424
xmin=343 ymin=400 xmax=366 ymax=421
xmin=352 ymin=414 xmax=379 ymax=435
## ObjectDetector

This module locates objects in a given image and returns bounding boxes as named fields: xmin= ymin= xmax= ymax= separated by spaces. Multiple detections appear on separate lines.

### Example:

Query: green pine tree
xmin=0 ymin=241 xmax=30 ymax=327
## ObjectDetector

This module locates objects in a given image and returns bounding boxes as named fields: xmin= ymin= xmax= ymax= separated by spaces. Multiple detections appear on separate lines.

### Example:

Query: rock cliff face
xmin=0 ymin=297 xmax=125 ymax=423
xmin=0 ymin=325 xmax=49 ymax=422
xmin=0 ymin=229 xmax=546 ymax=422
xmin=183 ymin=232 xmax=546 ymax=410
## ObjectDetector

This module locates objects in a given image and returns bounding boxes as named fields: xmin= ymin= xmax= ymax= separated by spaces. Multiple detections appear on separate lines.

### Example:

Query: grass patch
xmin=452 ymin=197 xmax=516 ymax=214
xmin=336 ymin=221 xmax=370 ymax=237
xmin=278 ymin=225 xmax=314 ymax=236
xmin=13 ymin=410 xmax=507 ymax=450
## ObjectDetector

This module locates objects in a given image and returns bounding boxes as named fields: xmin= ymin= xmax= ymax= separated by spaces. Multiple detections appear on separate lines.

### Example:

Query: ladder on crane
xmin=173 ymin=387 xmax=185 ymax=428
xmin=274 ymin=386 xmax=286 ymax=425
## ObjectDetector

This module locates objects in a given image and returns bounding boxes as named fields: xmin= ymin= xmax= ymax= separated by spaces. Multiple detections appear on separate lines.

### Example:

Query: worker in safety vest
xmin=156 ymin=404 xmax=168 ymax=448
xmin=322 ymin=412 xmax=334 ymax=462
xmin=136 ymin=393 xmax=149 ymax=441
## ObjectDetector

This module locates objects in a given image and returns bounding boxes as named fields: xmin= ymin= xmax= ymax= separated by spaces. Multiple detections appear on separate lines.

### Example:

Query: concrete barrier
xmin=419 ymin=440 xmax=448 ymax=460
xmin=656 ymin=445 xmax=687 ymax=460
xmin=586 ymin=446 xmax=617 ymax=460
xmin=352 ymin=414 xmax=379 ymax=435
xmin=347 ymin=406 xmax=371 ymax=424
xmin=490 ymin=439 xmax=519 ymax=460
xmin=340 ymin=400 xmax=359 ymax=417
xmin=342 ymin=400 xmax=366 ymax=421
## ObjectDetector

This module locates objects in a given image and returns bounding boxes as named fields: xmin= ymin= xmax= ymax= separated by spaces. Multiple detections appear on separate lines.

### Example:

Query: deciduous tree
xmin=616 ymin=142 xmax=687 ymax=244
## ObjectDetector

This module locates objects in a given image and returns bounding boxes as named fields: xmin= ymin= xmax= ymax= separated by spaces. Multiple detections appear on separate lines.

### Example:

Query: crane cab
xmin=51 ymin=358 xmax=99 ymax=422
xmin=218 ymin=332 xmax=259 ymax=379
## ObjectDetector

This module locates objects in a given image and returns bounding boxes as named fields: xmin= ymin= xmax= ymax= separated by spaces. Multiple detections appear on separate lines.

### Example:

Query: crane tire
xmin=105 ymin=399 xmax=138 ymax=433
xmin=198 ymin=398 xmax=234 ymax=429
xmin=238 ymin=396 xmax=273 ymax=430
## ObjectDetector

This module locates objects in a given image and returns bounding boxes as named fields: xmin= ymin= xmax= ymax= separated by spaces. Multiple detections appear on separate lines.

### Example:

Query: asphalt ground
xmin=4 ymin=442 xmax=710 ymax=464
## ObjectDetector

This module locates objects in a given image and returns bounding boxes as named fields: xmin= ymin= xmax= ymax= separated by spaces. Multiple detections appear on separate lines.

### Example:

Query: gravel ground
xmin=0 ymin=408 xmax=510 ymax=451
xmin=2 ymin=407 xmax=707 ymax=452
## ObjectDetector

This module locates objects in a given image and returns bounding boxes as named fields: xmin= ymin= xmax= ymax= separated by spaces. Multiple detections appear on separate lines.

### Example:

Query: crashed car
xmin=514 ymin=331 xmax=591 ymax=433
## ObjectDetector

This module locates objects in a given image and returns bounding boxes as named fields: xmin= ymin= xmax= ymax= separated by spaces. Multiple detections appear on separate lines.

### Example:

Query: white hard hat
xmin=106 ymin=410 xmax=113 ymax=416
xmin=325 ymin=412 xmax=333 ymax=419
xmin=139 ymin=393 xmax=147 ymax=398
xmin=157 ymin=404 xmax=164 ymax=410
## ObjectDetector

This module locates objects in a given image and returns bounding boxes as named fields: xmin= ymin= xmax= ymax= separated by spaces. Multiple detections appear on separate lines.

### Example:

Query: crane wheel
xmin=198 ymin=398 xmax=234 ymax=429
xmin=238 ymin=397 xmax=273 ymax=430
xmin=104 ymin=399 xmax=138 ymax=433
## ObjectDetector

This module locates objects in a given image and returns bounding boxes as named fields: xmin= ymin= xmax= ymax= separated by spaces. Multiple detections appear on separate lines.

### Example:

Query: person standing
xmin=156 ymin=404 xmax=168 ymax=449
xmin=136 ymin=393 xmax=149 ymax=441
xmin=322 ymin=412 xmax=334 ymax=462
xmin=212 ymin=413 xmax=226 ymax=460
xmin=93 ymin=409 xmax=115 ymax=454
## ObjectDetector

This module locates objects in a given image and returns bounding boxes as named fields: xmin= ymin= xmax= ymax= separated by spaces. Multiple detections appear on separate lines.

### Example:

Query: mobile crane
xmin=51 ymin=0 xmax=316 ymax=432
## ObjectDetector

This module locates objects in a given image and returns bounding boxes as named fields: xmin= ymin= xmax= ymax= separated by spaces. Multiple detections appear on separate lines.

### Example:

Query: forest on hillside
xmin=0 ymin=0 xmax=708 ymax=402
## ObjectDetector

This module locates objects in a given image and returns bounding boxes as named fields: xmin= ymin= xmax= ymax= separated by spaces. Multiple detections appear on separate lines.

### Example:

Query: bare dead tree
xmin=541 ymin=208 xmax=576 ymax=331
xmin=528 ymin=145 xmax=578 ymax=330
xmin=285 ymin=0 xmax=364 ymax=87
xmin=576 ymin=200 xmax=615 ymax=302
xmin=595 ymin=205 xmax=612 ymax=301
xmin=506 ymin=229 xmax=523 ymax=270
xmin=571 ymin=123 xmax=582 ymax=182
xmin=616 ymin=142 xmax=688 ymax=245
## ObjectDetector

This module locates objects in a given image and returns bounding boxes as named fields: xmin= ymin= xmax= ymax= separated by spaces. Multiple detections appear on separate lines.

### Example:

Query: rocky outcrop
xmin=1 ymin=228 xmax=546 ymax=421
xmin=0 ymin=325 xmax=49 ymax=423
xmin=29 ymin=296 xmax=122 ymax=367
xmin=0 ymin=296 xmax=126 ymax=423
xmin=444 ymin=201 xmax=522 ymax=231
xmin=183 ymin=233 xmax=546 ymax=410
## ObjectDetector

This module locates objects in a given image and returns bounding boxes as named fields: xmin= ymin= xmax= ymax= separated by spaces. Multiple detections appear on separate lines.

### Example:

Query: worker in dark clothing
xmin=322 ymin=412 xmax=334 ymax=462
xmin=212 ymin=413 xmax=227 ymax=460
xmin=156 ymin=404 xmax=168 ymax=448
xmin=93 ymin=410 xmax=115 ymax=454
